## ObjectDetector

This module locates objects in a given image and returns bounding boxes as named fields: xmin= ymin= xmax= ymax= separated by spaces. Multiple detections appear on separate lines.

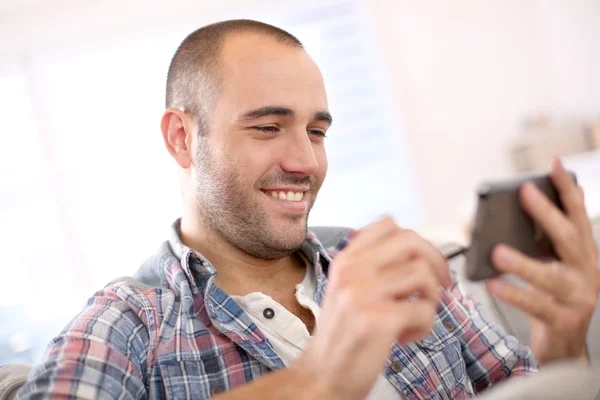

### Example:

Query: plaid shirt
xmin=18 ymin=220 xmax=536 ymax=400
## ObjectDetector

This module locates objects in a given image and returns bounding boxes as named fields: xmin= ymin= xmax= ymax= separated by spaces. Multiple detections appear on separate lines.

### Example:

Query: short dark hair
xmin=165 ymin=19 xmax=303 ymax=135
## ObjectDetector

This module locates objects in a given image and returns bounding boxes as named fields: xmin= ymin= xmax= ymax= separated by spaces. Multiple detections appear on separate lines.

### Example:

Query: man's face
xmin=192 ymin=33 xmax=330 ymax=259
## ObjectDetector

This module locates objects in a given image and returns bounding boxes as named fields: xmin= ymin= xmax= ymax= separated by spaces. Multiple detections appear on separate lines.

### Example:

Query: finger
xmin=550 ymin=158 xmax=597 ymax=255
xmin=491 ymin=244 xmax=578 ymax=306
xmin=331 ymin=216 xmax=400 ymax=281
xmin=486 ymin=278 xmax=559 ymax=324
xmin=550 ymin=158 xmax=591 ymax=233
xmin=369 ymin=259 xmax=441 ymax=307
xmin=343 ymin=215 xmax=399 ymax=254
xmin=374 ymin=301 xmax=436 ymax=344
xmin=520 ymin=182 xmax=582 ymax=265
xmin=339 ymin=227 xmax=450 ymax=286
xmin=376 ymin=229 xmax=451 ymax=287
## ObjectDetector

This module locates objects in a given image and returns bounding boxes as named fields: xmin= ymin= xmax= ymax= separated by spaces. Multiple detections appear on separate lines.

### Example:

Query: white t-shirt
xmin=231 ymin=259 xmax=403 ymax=400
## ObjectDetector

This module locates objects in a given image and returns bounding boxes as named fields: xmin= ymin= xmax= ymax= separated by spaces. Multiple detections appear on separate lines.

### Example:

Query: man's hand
xmin=487 ymin=158 xmax=600 ymax=366
xmin=292 ymin=217 xmax=452 ymax=400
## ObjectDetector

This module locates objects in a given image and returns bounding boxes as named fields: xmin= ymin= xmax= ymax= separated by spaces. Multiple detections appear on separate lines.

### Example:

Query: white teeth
xmin=266 ymin=190 xmax=304 ymax=202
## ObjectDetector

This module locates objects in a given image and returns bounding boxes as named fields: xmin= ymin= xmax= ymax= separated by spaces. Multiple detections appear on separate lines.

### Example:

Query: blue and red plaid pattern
xmin=17 ymin=220 xmax=536 ymax=399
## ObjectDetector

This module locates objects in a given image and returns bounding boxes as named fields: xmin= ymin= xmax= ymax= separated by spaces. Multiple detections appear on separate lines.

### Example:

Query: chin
xmin=271 ymin=216 xmax=308 ymax=244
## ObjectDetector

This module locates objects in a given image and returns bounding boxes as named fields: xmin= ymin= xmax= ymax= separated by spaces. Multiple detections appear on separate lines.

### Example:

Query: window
xmin=41 ymin=35 xmax=184 ymax=287
xmin=0 ymin=0 xmax=420 ymax=364
xmin=0 ymin=74 xmax=72 ymax=363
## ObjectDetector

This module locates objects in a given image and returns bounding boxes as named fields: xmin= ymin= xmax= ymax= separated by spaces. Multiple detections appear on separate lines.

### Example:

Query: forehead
xmin=216 ymin=33 xmax=328 ymax=114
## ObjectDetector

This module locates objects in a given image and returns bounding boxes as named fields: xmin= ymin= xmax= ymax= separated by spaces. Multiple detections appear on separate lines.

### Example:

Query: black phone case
xmin=465 ymin=172 xmax=576 ymax=281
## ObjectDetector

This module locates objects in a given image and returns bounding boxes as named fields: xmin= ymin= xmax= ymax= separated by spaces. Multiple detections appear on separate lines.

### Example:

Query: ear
xmin=161 ymin=108 xmax=194 ymax=169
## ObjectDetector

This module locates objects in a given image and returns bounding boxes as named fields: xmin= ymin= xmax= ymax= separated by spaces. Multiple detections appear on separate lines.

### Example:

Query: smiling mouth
xmin=261 ymin=190 xmax=305 ymax=202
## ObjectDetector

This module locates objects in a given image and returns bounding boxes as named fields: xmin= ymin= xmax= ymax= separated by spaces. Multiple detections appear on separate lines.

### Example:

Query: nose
xmin=279 ymin=130 xmax=319 ymax=177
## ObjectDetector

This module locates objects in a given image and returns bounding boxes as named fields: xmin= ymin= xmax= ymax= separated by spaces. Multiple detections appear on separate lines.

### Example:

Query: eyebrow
xmin=239 ymin=106 xmax=333 ymax=126
xmin=315 ymin=111 xmax=333 ymax=126
xmin=239 ymin=106 xmax=295 ymax=121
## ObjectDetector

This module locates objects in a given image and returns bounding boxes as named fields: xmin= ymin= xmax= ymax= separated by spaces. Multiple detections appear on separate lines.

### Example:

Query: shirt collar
xmin=167 ymin=218 xmax=332 ymax=295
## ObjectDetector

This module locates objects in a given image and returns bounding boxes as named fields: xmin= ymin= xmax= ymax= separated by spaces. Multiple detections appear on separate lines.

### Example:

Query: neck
xmin=179 ymin=213 xmax=307 ymax=297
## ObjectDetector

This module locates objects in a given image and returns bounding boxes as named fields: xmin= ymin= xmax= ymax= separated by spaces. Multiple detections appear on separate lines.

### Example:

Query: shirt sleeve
xmin=16 ymin=285 xmax=151 ymax=400
xmin=444 ymin=278 xmax=538 ymax=393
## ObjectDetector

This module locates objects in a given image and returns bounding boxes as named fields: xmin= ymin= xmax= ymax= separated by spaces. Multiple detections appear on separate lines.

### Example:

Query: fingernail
xmin=522 ymin=182 xmax=540 ymax=201
xmin=487 ymin=279 xmax=504 ymax=294
xmin=493 ymin=245 xmax=514 ymax=266
xmin=551 ymin=156 xmax=565 ymax=173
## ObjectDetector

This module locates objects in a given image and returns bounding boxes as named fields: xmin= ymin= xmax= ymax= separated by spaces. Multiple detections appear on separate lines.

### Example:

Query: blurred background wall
xmin=0 ymin=0 xmax=599 ymax=364
xmin=367 ymin=0 xmax=600 ymax=237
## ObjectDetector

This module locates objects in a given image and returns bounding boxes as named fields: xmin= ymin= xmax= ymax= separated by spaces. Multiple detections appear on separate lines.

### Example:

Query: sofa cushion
xmin=475 ymin=361 xmax=600 ymax=400
xmin=0 ymin=364 xmax=31 ymax=400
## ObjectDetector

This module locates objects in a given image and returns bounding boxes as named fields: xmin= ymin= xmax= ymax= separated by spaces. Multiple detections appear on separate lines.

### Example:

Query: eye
xmin=308 ymin=129 xmax=327 ymax=138
xmin=253 ymin=126 xmax=280 ymax=134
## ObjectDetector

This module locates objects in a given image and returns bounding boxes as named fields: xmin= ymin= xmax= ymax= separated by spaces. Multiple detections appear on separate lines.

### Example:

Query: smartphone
xmin=465 ymin=171 xmax=576 ymax=281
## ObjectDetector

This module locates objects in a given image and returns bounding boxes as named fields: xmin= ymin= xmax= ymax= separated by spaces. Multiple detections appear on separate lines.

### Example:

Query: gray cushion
xmin=475 ymin=361 xmax=600 ymax=400
xmin=0 ymin=364 xmax=31 ymax=400
xmin=308 ymin=226 xmax=353 ymax=249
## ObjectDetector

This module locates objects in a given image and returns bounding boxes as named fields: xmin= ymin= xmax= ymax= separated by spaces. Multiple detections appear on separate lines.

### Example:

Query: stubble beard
xmin=194 ymin=143 xmax=314 ymax=260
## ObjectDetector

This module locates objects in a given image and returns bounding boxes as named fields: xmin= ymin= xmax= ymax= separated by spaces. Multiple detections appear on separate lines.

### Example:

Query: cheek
xmin=317 ymin=146 xmax=328 ymax=177
xmin=246 ymin=146 xmax=280 ymax=182
xmin=218 ymin=137 xmax=261 ymax=177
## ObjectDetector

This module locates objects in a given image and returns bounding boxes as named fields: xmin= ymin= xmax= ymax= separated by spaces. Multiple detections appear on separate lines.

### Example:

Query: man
xmin=18 ymin=20 xmax=599 ymax=399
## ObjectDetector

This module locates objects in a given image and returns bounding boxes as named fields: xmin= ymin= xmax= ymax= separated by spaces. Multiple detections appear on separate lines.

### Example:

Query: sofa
xmin=2 ymin=218 xmax=600 ymax=399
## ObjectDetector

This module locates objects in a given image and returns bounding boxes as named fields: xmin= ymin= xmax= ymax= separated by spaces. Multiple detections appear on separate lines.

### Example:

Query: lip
xmin=260 ymin=186 xmax=310 ymax=192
